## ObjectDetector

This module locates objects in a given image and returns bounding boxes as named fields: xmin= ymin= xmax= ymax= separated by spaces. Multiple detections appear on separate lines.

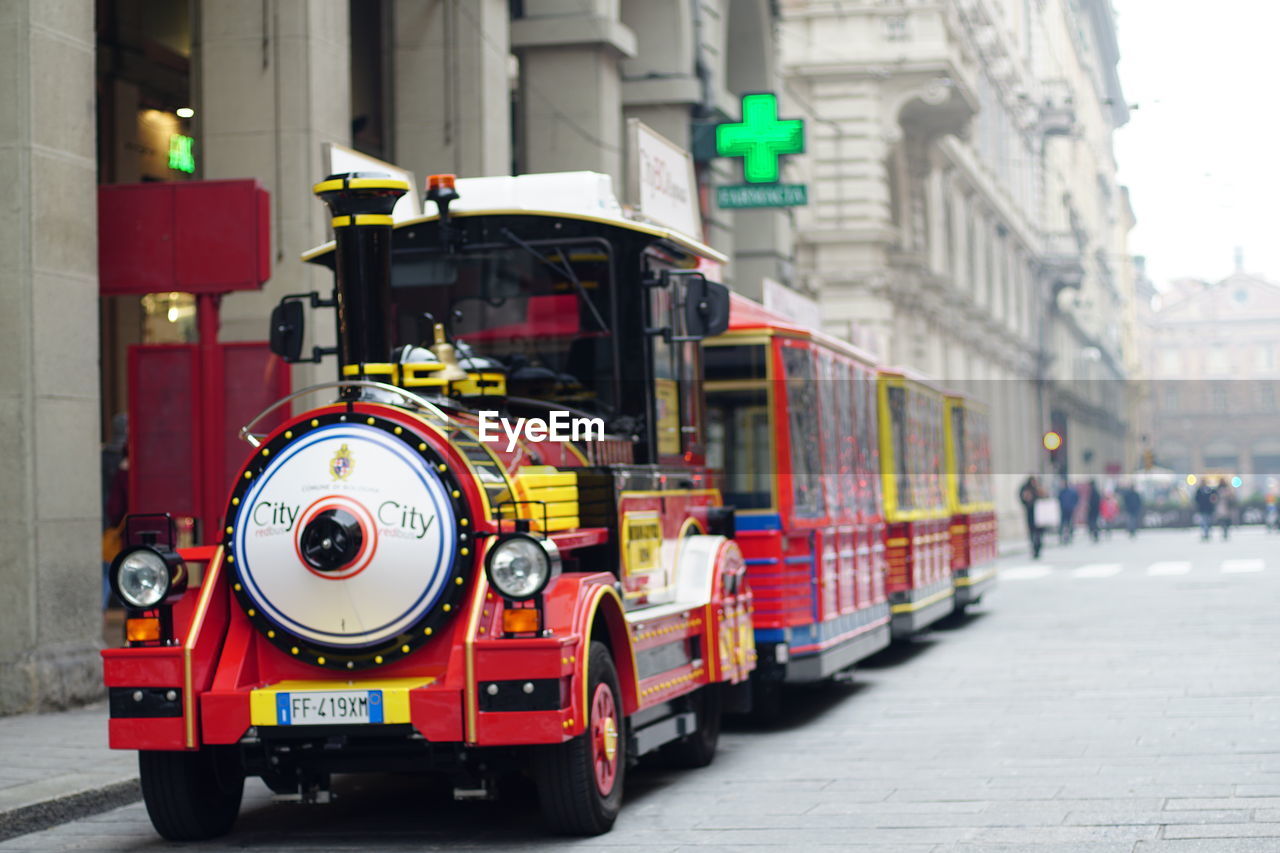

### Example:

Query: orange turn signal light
xmin=126 ymin=617 xmax=162 ymax=643
xmin=427 ymin=173 xmax=456 ymax=192
xmin=502 ymin=608 xmax=541 ymax=635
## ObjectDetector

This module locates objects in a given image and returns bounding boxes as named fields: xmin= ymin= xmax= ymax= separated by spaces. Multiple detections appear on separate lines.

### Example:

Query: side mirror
xmin=269 ymin=299 xmax=306 ymax=362
xmin=684 ymin=276 xmax=731 ymax=340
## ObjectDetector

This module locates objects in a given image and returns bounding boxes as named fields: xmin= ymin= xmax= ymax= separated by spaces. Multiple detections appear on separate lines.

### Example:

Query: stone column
xmin=950 ymin=190 xmax=969 ymax=295
xmin=193 ymin=0 xmax=351 ymax=388
xmin=926 ymin=164 xmax=947 ymax=275
xmin=392 ymin=0 xmax=511 ymax=181
xmin=512 ymin=0 xmax=636 ymax=186
xmin=0 ymin=0 xmax=103 ymax=714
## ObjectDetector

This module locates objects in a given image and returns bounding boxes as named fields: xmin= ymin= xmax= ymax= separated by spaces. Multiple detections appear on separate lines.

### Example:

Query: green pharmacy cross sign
xmin=714 ymin=93 xmax=806 ymax=208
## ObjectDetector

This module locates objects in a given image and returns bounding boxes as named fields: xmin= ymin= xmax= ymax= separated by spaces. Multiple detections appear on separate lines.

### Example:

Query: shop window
xmin=140 ymin=291 xmax=196 ymax=344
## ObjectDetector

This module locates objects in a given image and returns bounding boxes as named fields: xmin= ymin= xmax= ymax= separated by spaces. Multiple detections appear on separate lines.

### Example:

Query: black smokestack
xmin=313 ymin=172 xmax=408 ymax=385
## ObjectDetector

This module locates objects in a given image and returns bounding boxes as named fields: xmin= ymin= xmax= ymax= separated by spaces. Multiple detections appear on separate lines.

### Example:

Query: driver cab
xmin=295 ymin=205 xmax=725 ymax=470
xmin=388 ymin=237 xmax=617 ymax=413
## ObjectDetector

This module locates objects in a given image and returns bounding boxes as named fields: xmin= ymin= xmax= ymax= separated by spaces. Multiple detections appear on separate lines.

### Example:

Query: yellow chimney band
xmin=313 ymin=177 xmax=411 ymax=194
xmin=331 ymin=214 xmax=395 ymax=228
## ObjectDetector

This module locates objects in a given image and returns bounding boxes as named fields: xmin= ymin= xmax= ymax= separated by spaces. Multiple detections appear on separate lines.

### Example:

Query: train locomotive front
xmin=102 ymin=172 xmax=756 ymax=841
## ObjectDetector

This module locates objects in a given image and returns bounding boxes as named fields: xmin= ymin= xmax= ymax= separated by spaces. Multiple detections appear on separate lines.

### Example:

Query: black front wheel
xmin=534 ymin=641 xmax=625 ymax=835
xmin=139 ymin=746 xmax=244 ymax=841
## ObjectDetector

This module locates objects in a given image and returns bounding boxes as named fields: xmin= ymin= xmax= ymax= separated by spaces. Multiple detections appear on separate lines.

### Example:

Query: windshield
xmin=388 ymin=239 xmax=616 ymax=413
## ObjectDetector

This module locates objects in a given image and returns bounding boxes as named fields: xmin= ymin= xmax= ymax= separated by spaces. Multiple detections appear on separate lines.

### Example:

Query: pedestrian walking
xmin=1194 ymin=480 xmax=1218 ymax=541
xmin=1085 ymin=479 xmax=1102 ymax=542
xmin=1099 ymin=489 xmax=1119 ymax=538
xmin=1216 ymin=478 xmax=1236 ymax=540
xmin=1019 ymin=475 xmax=1046 ymax=559
xmin=1121 ymin=483 xmax=1143 ymax=538
xmin=101 ymin=413 xmax=129 ymax=609
xmin=1057 ymin=480 xmax=1079 ymax=544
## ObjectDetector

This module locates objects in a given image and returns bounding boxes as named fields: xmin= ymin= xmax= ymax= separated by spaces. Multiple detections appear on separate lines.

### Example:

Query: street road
xmin=5 ymin=527 xmax=1279 ymax=852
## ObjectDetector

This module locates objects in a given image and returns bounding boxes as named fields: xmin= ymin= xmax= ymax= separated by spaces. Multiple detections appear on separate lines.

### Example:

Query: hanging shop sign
xmin=626 ymin=119 xmax=702 ymax=239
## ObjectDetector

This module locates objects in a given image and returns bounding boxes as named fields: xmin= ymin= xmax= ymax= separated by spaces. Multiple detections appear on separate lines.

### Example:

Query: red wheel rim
xmin=590 ymin=681 xmax=619 ymax=796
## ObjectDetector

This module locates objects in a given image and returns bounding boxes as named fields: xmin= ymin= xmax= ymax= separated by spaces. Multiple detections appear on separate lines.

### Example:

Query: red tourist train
xmin=704 ymin=298 xmax=891 ymax=712
xmin=102 ymin=170 xmax=994 ymax=840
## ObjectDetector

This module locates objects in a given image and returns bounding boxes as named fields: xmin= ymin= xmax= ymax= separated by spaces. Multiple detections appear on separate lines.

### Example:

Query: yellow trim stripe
xmin=955 ymin=567 xmax=998 ymax=587
xmin=182 ymin=546 xmax=224 ymax=748
xmin=580 ymin=586 xmax=640 ymax=723
xmin=341 ymin=362 xmax=398 ymax=377
xmin=890 ymin=586 xmax=955 ymax=614
xmin=313 ymin=177 xmax=411 ymax=194
xmin=463 ymin=569 xmax=490 ymax=743
xmin=248 ymin=677 xmax=433 ymax=726
xmin=332 ymin=214 xmax=395 ymax=228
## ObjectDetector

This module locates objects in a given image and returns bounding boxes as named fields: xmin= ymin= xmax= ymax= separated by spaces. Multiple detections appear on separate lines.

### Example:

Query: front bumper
xmin=107 ymin=635 xmax=584 ymax=751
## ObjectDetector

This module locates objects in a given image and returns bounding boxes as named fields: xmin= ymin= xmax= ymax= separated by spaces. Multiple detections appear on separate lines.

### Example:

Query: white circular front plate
xmin=231 ymin=423 xmax=457 ymax=648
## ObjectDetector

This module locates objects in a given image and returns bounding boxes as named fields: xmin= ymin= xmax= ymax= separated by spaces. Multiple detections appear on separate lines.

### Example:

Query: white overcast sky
xmin=1113 ymin=0 xmax=1280 ymax=288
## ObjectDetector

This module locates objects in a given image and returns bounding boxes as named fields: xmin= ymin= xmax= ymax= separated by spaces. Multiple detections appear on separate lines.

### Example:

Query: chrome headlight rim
xmin=484 ymin=533 xmax=560 ymax=601
xmin=110 ymin=545 xmax=186 ymax=610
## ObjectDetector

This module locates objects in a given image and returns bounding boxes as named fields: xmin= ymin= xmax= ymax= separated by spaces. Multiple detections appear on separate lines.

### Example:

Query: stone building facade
xmin=1140 ymin=266 xmax=1280 ymax=491
xmin=2 ymin=0 xmax=1141 ymax=712
xmin=778 ymin=0 xmax=1135 ymax=524
xmin=1 ymin=0 xmax=793 ymax=713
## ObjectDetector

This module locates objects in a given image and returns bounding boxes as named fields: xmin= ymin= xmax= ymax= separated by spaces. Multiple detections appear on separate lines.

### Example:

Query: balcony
xmin=1041 ymin=230 xmax=1085 ymax=298
xmin=1037 ymin=102 xmax=1075 ymax=136
xmin=781 ymin=0 xmax=981 ymax=140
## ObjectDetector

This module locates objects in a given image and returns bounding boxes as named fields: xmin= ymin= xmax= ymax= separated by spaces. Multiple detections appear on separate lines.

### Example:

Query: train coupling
xmin=452 ymin=771 xmax=497 ymax=801
xmin=270 ymin=769 xmax=333 ymax=805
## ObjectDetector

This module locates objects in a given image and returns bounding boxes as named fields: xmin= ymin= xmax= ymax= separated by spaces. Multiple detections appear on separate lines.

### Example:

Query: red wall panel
xmin=129 ymin=345 xmax=200 ymax=517
xmin=98 ymin=185 xmax=176 ymax=295
xmin=219 ymin=344 xmax=291 ymax=493
xmin=99 ymin=180 xmax=269 ymax=296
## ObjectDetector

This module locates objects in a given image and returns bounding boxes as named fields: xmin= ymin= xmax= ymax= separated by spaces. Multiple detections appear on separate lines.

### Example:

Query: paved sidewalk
xmin=0 ymin=702 xmax=138 ymax=840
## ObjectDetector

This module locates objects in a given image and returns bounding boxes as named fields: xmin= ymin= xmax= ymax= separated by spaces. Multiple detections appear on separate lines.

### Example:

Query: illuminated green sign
xmin=168 ymin=134 xmax=195 ymax=174
xmin=715 ymin=93 xmax=804 ymax=184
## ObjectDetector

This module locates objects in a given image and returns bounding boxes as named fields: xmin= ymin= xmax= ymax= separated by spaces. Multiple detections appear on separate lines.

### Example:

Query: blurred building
xmin=1141 ymin=259 xmax=1280 ymax=493
xmin=0 ymin=0 xmax=1144 ymax=712
xmin=778 ymin=0 xmax=1135 ymax=524
xmin=1 ymin=0 xmax=799 ymax=713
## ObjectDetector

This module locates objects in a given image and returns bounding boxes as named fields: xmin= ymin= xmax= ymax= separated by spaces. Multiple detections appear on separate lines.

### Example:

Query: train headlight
xmin=111 ymin=546 xmax=187 ymax=610
xmin=484 ymin=534 xmax=559 ymax=600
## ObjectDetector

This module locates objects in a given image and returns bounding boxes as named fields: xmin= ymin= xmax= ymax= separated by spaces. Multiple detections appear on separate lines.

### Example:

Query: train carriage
xmin=102 ymin=171 xmax=756 ymax=840
xmin=877 ymin=370 xmax=954 ymax=638
xmin=704 ymin=297 xmax=891 ymax=704
xmin=944 ymin=394 xmax=998 ymax=610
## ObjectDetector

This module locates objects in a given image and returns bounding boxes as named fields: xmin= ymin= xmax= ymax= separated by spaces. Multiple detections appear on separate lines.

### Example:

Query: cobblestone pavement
xmin=3 ymin=527 xmax=1279 ymax=851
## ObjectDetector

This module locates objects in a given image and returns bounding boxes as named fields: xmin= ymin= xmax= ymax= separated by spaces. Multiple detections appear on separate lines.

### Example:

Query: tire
xmin=660 ymin=683 xmax=722 ymax=768
xmin=139 ymin=747 xmax=244 ymax=841
xmin=534 ymin=641 xmax=625 ymax=835
xmin=749 ymin=677 xmax=783 ymax=724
